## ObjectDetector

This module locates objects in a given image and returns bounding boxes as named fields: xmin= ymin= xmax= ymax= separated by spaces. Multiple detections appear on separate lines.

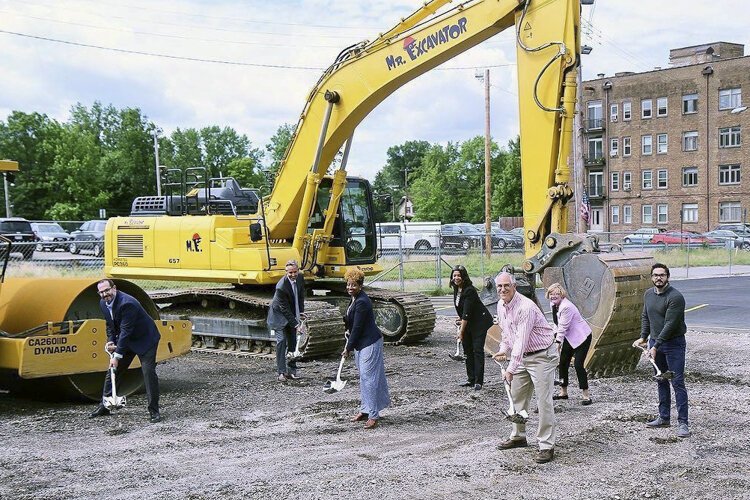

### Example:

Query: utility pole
xmin=482 ymin=69 xmax=491 ymax=257
xmin=153 ymin=129 xmax=162 ymax=196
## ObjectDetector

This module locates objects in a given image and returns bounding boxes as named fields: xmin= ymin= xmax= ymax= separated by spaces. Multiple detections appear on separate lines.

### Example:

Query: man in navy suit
xmin=267 ymin=260 xmax=305 ymax=381
xmin=89 ymin=279 xmax=162 ymax=422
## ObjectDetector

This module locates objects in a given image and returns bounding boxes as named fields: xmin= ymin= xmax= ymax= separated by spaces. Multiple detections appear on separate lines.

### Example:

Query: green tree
xmin=263 ymin=123 xmax=294 ymax=192
xmin=491 ymin=136 xmax=522 ymax=217
xmin=0 ymin=111 xmax=64 ymax=219
xmin=371 ymin=140 xmax=430 ymax=222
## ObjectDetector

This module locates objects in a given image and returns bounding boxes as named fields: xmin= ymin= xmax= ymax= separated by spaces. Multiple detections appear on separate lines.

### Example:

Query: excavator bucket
xmin=0 ymin=278 xmax=191 ymax=401
xmin=539 ymin=251 xmax=654 ymax=377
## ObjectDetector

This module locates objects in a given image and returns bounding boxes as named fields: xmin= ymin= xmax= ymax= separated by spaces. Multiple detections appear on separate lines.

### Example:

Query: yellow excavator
xmin=106 ymin=0 xmax=652 ymax=373
xmin=0 ymin=160 xmax=192 ymax=401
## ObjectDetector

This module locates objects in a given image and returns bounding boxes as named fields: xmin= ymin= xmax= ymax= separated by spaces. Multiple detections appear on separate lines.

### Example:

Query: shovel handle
xmin=335 ymin=355 xmax=346 ymax=380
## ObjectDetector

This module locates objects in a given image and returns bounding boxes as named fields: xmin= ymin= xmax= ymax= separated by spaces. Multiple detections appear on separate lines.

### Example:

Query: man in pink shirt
xmin=492 ymin=272 xmax=558 ymax=463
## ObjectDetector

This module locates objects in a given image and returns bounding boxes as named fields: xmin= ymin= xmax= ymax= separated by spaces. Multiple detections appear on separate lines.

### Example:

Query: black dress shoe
xmin=89 ymin=404 xmax=111 ymax=418
xmin=459 ymin=382 xmax=473 ymax=387
xmin=149 ymin=413 xmax=162 ymax=423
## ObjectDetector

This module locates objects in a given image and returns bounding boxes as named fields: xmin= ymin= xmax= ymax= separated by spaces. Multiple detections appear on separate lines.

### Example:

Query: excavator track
xmin=312 ymin=285 xmax=436 ymax=344
xmin=151 ymin=288 xmax=345 ymax=360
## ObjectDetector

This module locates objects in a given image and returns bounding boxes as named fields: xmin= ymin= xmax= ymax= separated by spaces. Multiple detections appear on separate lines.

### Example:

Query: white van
xmin=376 ymin=221 xmax=441 ymax=251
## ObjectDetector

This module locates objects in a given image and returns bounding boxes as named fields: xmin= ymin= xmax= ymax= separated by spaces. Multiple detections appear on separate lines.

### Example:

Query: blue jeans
xmin=649 ymin=336 xmax=688 ymax=424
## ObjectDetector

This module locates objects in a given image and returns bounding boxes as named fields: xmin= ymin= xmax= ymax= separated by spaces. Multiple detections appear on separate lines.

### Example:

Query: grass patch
xmin=651 ymin=246 xmax=750 ymax=267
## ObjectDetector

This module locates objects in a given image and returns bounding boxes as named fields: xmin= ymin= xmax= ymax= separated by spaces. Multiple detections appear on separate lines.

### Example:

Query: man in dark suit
xmin=267 ymin=260 xmax=305 ymax=381
xmin=89 ymin=279 xmax=162 ymax=423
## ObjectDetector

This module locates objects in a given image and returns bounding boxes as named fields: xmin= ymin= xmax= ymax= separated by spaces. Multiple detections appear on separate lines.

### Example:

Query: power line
xmin=0 ymin=29 xmax=325 ymax=69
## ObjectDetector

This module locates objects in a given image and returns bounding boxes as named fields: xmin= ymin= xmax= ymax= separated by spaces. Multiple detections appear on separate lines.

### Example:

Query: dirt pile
xmin=1 ymin=316 xmax=749 ymax=499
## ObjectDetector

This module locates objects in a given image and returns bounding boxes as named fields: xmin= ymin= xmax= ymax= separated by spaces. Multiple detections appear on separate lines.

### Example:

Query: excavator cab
xmin=308 ymin=177 xmax=378 ymax=266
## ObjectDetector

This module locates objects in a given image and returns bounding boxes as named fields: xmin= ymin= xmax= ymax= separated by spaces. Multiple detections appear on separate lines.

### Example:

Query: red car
xmin=651 ymin=231 xmax=716 ymax=245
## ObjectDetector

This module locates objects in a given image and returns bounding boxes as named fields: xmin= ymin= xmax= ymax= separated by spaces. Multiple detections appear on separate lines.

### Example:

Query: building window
xmin=682 ymin=131 xmax=698 ymax=151
xmin=623 ymin=136 xmax=631 ymax=156
xmin=719 ymin=164 xmax=741 ymax=185
xmin=623 ymin=171 xmax=632 ymax=190
xmin=642 ymin=170 xmax=653 ymax=189
xmin=587 ymin=100 xmax=603 ymax=129
xmin=682 ymin=166 xmax=698 ymax=187
xmin=719 ymin=88 xmax=742 ymax=110
xmin=641 ymin=99 xmax=653 ymax=119
xmin=657 ymin=204 xmax=668 ymax=224
xmin=657 ymin=169 xmax=668 ymax=189
xmin=611 ymin=171 xmax=620 ymax=191
xmin=682 ymin=93 xmax=698 ymax=114
xmin=623 ymin=205 xmax=632 ymax=224
xmin=719 ymin=126 xmax=741 ymax=148
xmin=657 ymin=133 xmax=668 ymax=154
xmin=719 ymin=201 xmax=742 ymax=222
xmin=623 ymin=100 xmax=632 ymax=121
xmin=611 ymin=205 xmax=620 ymax=224
xmin=656 ymin=97 xmax=668 ymax=117
xmin=610 ymin=103 xmax=618 ymax=122
xmin=610 ymin=137 xmax=619 ymax=157
xmin=682 ymin=203 xmax=698 ymax=223
xmin=642 ymin=205 xmax=653 ymax=224
xmin=642 ymin=135 xmax=652 ymax=155
xmin=588 ymin=171 xmax=604 ymax=197
xmin=588 ymin=137 xmax=603 ymax=161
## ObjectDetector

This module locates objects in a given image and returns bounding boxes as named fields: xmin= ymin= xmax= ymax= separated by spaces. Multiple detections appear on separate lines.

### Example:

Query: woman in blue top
xmin=343 ymin=268 xmax=390 ymax=429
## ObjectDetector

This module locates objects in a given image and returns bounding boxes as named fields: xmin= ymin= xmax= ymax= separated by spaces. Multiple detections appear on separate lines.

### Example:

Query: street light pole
xmin=154 ymin=129 xmax=162 ymax=196
xmin=3 ymin=172 xmax=11 ymax=217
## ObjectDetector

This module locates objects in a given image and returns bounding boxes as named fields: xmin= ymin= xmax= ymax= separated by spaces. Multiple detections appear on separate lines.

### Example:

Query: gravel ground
xmin=1 ymin=317 xmax=749 ymax=500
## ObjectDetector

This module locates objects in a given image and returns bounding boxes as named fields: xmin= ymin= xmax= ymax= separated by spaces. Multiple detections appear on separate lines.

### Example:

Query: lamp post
xmin=153 ymin=128 xmax=162 ymax=196
xmin=0 ymin=160 xmax=19 ymax=217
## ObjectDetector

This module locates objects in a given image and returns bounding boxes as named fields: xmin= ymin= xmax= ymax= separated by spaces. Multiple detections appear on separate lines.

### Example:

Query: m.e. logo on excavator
xmin=186 ymin=233 xmax=203 ymax=252
xmin=385 ymin=17 xmax=468 ymax=71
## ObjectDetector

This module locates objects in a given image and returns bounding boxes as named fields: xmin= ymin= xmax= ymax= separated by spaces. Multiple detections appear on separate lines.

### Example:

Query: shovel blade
xmin=448 ymin=354 xmax=465 ymax=361
xmin=323 ymin=380 xmax=347 ymax=394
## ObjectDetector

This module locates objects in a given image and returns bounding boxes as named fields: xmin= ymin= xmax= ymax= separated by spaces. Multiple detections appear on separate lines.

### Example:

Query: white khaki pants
xmin=508 ymin=344 xmax=558 ymax=450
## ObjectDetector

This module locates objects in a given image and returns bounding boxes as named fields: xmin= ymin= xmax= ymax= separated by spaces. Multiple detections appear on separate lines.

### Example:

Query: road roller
xmin=0 ymin=275 xmax=192 ymax=401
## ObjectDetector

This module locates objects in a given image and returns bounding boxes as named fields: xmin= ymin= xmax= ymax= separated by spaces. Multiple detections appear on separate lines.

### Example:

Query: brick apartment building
xmin=580 ymin=42 xmax=749 ymax=235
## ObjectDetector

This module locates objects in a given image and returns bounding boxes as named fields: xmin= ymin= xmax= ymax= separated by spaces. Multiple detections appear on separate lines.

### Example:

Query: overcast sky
xmin=1 ymin=0 xmax=747 ymax=182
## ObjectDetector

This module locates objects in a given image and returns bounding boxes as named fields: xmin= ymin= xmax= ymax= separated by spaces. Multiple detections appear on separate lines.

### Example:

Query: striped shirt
xmin=496 ymin=290 xmax=554 ymax=374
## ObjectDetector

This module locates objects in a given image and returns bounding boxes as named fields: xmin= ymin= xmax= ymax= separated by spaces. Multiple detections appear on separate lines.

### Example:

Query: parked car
xmin=651 ymin=231 xmax=716 ymax=246
xmin=509 ymin=227 xmax=525 ymax=238
xmin=0 ymin=217 xmax=36 ymax=260
xmin=704 ymin=229 xmax=750 ymax=250
xmin=715 ymin=223 xmax=750 ymax=233
xmin=472 ymin=223 xmax=524 ymax=249
xmin=622 ymin=227 xmax=663 ymax=244
xmin=376 ymin=221 xmax=441 ymax=251
xmin=440 ymin=223 xmax=483 ymax=250
xmin=69 ymin=220 xmax=107 ymax=257
xmin=31 ymin=222 xmax=71 ymax=252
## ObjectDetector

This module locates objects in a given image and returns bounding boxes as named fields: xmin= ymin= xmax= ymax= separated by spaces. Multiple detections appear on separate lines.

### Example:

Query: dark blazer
xmin=100 ymin=290 xmax=160 ymax=356
xmin=454 ymin=286 xmax=493 ymax=334
xmin=345 ymin=291 xmax=382 ymax=352
xmin=267 ymin=275 xmax=305 ymax=331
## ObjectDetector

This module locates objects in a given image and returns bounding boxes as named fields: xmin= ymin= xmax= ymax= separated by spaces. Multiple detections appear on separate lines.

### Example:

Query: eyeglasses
xmin=496 ymin=284 xmax=514 ymax=289
xmin=651 ymin=273 xmax=667 ymax=278
xmin=98 ymin=287 xmax=113 ymax=295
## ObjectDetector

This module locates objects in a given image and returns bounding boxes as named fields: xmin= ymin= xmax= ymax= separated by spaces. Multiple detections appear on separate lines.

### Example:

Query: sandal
xmin=552 ymin=394 xmax=568 ymax=400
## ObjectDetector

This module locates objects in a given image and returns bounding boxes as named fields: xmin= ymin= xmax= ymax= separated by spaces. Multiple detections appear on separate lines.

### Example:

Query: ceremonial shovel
xmin=102 ymin=349 xmax=127 ymax=410
xmin=494 ymin=359 xmax=528 ymax=424
xmin=323 ymin=355 xmax=348 ymax=394
xmin=635 ymin=344 xmax=675 ymax=381
xmin=449 ymin=322 xmax=465 ymax=361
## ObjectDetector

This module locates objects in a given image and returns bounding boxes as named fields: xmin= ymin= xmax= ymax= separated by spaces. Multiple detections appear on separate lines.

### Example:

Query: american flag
xmin=580 ymin=191 xmax=591 ymax=223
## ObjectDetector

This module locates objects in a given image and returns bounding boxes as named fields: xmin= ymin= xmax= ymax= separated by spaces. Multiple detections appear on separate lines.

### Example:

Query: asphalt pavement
xmin=431 ymin=265 xmax=750 ymax=330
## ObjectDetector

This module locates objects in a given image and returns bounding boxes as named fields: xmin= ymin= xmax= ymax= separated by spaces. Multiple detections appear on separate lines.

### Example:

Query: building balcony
xmin=584 ymin=155 xmax=605 ymax=166
xmin=584 ymin=118 xmax=604 ymax=132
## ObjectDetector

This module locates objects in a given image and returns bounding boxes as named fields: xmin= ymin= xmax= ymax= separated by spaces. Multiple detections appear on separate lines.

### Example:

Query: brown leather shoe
xmin=534 ymin=448 xmax=554 ymax=463
xmin=364 ymin=418 xmax=378 ymax=429
xmin=350 ymin=412 xmax=369 ymax=422
xmin=496 ymin=438 xmax=528 ymax=450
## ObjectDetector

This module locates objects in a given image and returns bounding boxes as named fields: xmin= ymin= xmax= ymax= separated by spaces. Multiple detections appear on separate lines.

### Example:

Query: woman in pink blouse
xmin=546 ymin=283 xmax=593 ymax=405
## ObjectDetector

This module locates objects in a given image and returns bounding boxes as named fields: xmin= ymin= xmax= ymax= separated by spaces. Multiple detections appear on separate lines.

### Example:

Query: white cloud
xmin=0 ymin=0 xmax=747 ymax=181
